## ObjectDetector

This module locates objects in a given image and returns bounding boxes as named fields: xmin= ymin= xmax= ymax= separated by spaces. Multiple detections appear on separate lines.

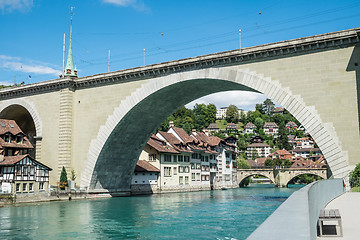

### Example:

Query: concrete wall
xmin=247 ymin=179 xmax=344 ymax=240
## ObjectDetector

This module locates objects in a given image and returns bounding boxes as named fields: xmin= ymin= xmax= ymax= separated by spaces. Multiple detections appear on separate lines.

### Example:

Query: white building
xmin=216 ymin=106 xmax=243 ymax=119
xmin=246 ymin=143 xmax=272 ymax=159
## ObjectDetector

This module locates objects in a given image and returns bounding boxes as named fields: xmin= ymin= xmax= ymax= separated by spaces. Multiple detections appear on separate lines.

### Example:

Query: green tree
xmin=237 ymin=158 xmax=251 ymax=169
xmin=205 ymin=104 xmax=217 ymax=124
xmin=226 ymin=104 xmax=240 ymax=123
xmin=276 ymin=123 xmax=291 ymax=150
xmin=255 ymin=103 xmax=265 ymax=114
xmin=350 ymin=163 xmax=360 ymax=188
xmin=60 ymin=166 xmax=68 ymax=187
xmin=263 ymin=98 xmax=275 ymax=115
xmin=254 ymin=117 xmax=264 ymax=130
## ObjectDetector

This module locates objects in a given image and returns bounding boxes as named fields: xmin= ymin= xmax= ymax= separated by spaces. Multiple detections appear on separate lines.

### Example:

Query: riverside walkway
xmin=317 ymin=192 xmax=360 ymax=240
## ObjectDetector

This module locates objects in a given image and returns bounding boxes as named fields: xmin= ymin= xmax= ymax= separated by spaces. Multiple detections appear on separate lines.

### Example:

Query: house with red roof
xmin=263 ymin=122 xmax=279 ymax=136
xmin=268 ymin=149 xmax=293 ymax=160
xmin=243 ymin=122 xmax=257 ymax=134
xmin=0 ymin=119 xmax=51 ymax=194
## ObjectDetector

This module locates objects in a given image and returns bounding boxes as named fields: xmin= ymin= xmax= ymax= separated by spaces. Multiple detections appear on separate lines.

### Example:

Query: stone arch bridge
xmin=0 ymin=28 xmax=360 ymax=194
xmin=237 ymin=168 xmax=328 ymax=187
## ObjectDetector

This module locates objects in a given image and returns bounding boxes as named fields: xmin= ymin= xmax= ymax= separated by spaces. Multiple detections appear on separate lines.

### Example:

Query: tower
xmin=64 ymin=7 xmax=77 ymax=78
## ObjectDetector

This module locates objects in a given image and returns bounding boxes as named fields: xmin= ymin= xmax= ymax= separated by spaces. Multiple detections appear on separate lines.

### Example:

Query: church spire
xmin=65 ymin=7 xmax=77 ymax=78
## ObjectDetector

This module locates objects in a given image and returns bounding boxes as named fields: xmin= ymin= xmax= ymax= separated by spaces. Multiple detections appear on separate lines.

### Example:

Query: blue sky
xmin=1 ymin=0 xmax=359 ymax=110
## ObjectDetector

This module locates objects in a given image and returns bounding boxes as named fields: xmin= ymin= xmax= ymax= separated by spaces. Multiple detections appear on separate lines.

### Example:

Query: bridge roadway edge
xmin=247 ymin=179 xmax=344 ymax=240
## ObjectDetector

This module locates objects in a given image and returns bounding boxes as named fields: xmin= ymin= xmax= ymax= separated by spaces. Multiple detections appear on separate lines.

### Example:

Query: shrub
xmin=349 ymin=163 xmax=360 ymax=188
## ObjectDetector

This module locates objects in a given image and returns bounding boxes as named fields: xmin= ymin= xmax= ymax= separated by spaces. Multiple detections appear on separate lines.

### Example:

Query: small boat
xmin=221 ymin=187 xmax=228 ymax=190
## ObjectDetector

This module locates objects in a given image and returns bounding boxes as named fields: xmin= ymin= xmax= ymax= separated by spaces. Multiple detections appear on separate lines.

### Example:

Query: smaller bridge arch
xmin=283 ymin=169 xmax=327 ymax=187
xmin=237 ymin=169 xmax=276 ymax=187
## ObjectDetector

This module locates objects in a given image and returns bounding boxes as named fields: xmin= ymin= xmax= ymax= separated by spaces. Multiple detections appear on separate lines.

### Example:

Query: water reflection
xmin=0 ymin=185 xmax=302 ymax=240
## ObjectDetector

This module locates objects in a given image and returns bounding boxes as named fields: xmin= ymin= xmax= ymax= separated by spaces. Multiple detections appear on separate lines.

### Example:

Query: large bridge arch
xmin=81 ymin=67 xmax=349 ymax=192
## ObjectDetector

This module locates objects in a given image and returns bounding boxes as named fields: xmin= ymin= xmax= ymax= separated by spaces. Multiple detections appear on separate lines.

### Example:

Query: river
xmin=0 ymin=184 xmax=303 ymax=239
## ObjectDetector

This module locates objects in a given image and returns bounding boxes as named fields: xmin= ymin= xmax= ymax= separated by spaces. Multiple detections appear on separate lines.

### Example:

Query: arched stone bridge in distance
xmin=237 ymin=168 xmax=328 ymax=187
xmin=0 ymin=28 xmax=360 ymax=195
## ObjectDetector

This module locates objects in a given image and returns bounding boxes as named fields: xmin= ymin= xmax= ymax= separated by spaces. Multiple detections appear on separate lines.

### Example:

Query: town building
xmin=216 ymin=106 xmax=243 ymax=119
xmin=291 ymin=148 xmax=322 ymax=158
xmin=131 ymin=160 xmax=160 ymax=194
xmin=295 ymin=137 xmax=314 ymax=149
xmin=263 ymin=122 xmax=279 ymax=136
xmin=285 ymin=121 xmax=298 ymax=131
xmin=246 ymin=143 xmax=272 ymax=159
xmin=226 ymin=123 xmax=238 ymax=133
xmin=268 ymin=149 xmax=292 ymax=160
xmin=0 ymin=119 xmax=51 ymax=194
xmin=243 ymin=122 xmax=257 ymax=134
xmin=270 ymin=107 xmax=284 ymax=115
xmin=207 ymin=123 xmax=219 ymax=133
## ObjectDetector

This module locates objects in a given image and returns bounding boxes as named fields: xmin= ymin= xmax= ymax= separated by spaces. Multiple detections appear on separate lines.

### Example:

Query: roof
xmin=292 ymin=148 xmax=321 ymax=153
xmin=147 ymin=135 xmax=179 ymax=154
xmin=171 ymin=127 xmax=194 ymax=144
xmin=226 ymin=123 xmax=238 ymax=129
xmin=134 ymin=160 xmax=160 ymax=173
xmin=0 ymin=154 xmax=52 ymax=170
xmin=247 ymin=143 xmax=271 ymax=148
xmin=0 ymin=119 xmax=25 ymax=135
xmin=268 ymin=149 xmax=292 ymax=159
xmin=271 ymin=107 xmax=284 ymax=113
xmin=263 ymin=122 xmax=279 ymax=128
xmin=286 ymin=121 xmax=298 ymax=127
xmin=207 ymin=123 xmax=219 ymax=129
xmin=244 ymin=122 xmax=256 ymax=129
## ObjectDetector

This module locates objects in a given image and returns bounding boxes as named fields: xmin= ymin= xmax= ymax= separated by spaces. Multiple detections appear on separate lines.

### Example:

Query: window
xmin=30 ymin=166 xmax=34 ymax=175
xmin=16 ymin=165 xmax=21 ymax=175
xmin=39 ymin=182 xmax=44 ymax=190
xmin=196 ymin=173 xmax=200 ymax=181
xmin=178 ymin=155 xmax=183 ymax=162
xmin=184 ymin=166 xmax=190 ymax=173
xmin=196 ymin=163 xmax=201 ymax=169
xmin=191 ymin=173 xmax=195 ymax=180
xmin=179 ymin=176 xmax=183 ymax=185
xmin=149 ymin=154 xmax=157 ymax=161
xmin=173 ymin=167 xmax=177 ymax=175
xmin=16 ymin=183 xmax=20 ymax=192
xmin=178 ymin=166 xmax=183 ymax=173
xmin=29 ymin=183 xmax=33 ymax=191
xmin=23 ymin=166 xmax=28 ymax=175
xmin=184 ymin=156 xmax=190 ymax=162
xmin=185 ymin=176 xmax=189 ymax=185
xmin=191 ymin=163 xmax=195 ymax=169
xmin=226 ymin=153 xmax=230 ymax=158
xmin=164 ymin=155 xmax=172 ymax=162
xmin=164 ymin=167 xmax=171 ymax=177
xmin=22 ymin=183 xmax=27 ymax=192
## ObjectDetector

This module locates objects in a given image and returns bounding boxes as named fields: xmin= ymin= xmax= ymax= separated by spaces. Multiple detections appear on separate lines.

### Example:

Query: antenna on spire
xmin=70 ymin=6 xmax=75 ymax=19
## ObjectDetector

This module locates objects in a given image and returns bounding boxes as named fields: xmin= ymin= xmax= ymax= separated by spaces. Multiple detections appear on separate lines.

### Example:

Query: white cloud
xmin=102 ymin=0 xmax=149 ymax=12
xmin=0 ymin=55 xmax=61 ymax=77
xmin=185 ymin=90 xmax=271 ymax=111
xmin=0 ymin=0 xmax=33 ymax=13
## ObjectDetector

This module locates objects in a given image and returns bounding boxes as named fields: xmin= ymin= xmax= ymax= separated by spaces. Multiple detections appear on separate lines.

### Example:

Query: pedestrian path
xmin=317 ymin=192 xmax=360 ymax=240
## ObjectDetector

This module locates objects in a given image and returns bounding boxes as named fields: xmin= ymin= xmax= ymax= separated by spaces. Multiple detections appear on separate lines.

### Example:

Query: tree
xmin=226 ymin=104 xmax=240 ymax=123
xmin=350 ymin=163 xmax=360 ymax=188
xmin=254 ymin=117 xmax=264 ymax=130
xmin=276 ymin=123 xmax=291 ymax=150
xmin=263 ymin=98 xmax=275 ymax=115
xmin=237 ymin=158 xmax=251 ymax=169
xmin=255 ymin=103 xmax=265 ymax=114
xmin=59 ymin=166 xmax=68 ymax=187
xmin=205 ymin=104 xmax=217 ymax=124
